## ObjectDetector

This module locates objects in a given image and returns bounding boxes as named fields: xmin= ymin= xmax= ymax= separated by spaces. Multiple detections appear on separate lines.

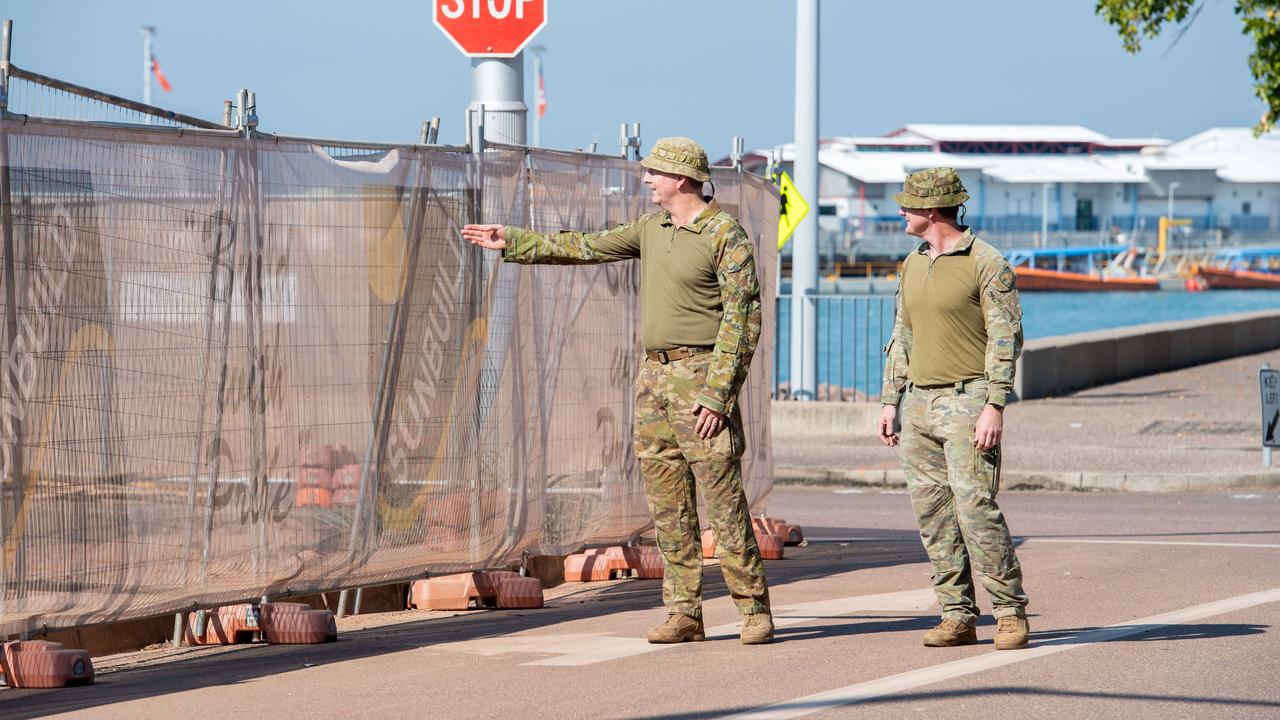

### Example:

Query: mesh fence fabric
xmin=0 ymin=118 xmax=778 ymax=635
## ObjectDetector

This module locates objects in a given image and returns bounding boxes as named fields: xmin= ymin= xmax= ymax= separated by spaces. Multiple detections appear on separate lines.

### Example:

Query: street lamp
xmin=1167 ymin=181 xmax=1180 ymax=220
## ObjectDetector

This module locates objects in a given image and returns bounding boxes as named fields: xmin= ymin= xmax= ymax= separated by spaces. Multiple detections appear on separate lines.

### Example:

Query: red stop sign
xmin=434 ymin=0 xmax=547 ymax=58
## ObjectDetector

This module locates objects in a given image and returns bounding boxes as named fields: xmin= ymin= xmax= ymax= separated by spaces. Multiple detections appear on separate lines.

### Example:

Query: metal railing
xmin=773 ymin=294 xmax=895 ymax=402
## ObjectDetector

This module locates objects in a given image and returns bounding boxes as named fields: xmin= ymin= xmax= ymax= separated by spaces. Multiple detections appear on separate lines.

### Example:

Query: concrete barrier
xmin=1015 ymin=310 xmax=1280 ymax=400
xmin=772 ymin=309 xmax=1280 ymax=437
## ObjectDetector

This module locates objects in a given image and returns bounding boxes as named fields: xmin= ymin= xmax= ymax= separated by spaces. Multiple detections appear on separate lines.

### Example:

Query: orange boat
xmin=1192 ymin=265 xmax=1280 ymax=289
xmin=1014 ymin=267 xmax=1158 ymax=291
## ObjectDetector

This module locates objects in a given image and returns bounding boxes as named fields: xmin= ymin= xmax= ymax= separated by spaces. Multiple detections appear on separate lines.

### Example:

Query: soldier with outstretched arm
xmin=461 ymin=138 xmax=774 ymax=645
xmin=877 ymin=167 xmax=1032 ymax=650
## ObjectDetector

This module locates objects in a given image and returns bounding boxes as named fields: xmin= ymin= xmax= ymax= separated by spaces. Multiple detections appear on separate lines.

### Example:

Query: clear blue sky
xmin=4 ymin=1 xmax=1264 ymax=155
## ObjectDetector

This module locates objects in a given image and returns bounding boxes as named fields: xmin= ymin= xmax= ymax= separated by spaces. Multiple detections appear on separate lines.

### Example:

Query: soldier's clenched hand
xmin=461 ymin=224 xmax=507 ymax=250
xmin=973 ymin=404 xmax=1003 ymax=450
xmin=692 ymin=404 xmax=726 ymax=439
xmin=877 ymin=405 xmax=899 ymax=447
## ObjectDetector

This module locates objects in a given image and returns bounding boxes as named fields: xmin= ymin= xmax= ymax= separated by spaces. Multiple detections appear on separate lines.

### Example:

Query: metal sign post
xmin=1262 ymin=362 xmax=1278 ymax=467
xmin=1261 ymin=363 xmax=1278 ymax=467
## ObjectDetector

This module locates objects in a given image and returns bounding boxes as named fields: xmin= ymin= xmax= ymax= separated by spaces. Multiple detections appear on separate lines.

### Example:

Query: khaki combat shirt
xmin=881 ymin=229 xmax=1023 ymax=407
xmin=501 ymin=199 xmax=762 ymax=415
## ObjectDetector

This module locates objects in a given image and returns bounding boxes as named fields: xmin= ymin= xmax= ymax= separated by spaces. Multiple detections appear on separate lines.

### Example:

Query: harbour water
xmin=773 ymin=289 xmax=1280 ymax=397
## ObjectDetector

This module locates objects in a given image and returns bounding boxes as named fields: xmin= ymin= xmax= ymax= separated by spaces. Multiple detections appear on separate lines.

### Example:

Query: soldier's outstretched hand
xmin=462 ymin=224 xmax=507 ymax=250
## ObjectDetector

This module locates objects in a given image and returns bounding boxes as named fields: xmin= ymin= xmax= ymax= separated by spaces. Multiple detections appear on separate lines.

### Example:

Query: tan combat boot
xmin=994 ymin=615 xmax=1030 ymax=650
xmin=922 ymin=618 xmax=977 ymax=647
xmin=740 ymin=613 xmax=774 ymax=645
xmin=646 ymin=613 xmax=705 ymax=643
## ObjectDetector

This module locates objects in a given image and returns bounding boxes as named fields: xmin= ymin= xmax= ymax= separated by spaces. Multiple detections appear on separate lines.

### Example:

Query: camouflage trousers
xmin=899 ymin=379 xmax=1028 ymax=624
xmin=634 ymin=352 xmax=769 ymax=618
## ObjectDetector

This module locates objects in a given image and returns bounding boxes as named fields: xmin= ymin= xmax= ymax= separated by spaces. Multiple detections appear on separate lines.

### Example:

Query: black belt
xmin=645 ymin=346 xmax=712 ymax=364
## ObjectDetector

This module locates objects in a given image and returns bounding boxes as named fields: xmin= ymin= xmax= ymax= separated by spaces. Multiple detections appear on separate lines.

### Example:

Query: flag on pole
xmin=151 ymin=54 xmax=172 ymax=93
xmin=536 ymin=61 xmax=547 ymax=118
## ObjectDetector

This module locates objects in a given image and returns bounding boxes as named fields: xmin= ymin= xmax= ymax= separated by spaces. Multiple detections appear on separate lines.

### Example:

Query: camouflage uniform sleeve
xmin=696 ymin=222 xmax=761 ymax=416
xmin=978 ymin=258 xmax=1023 ymax=407
xmin=880 ymin=260 xmax=913 ymax=406
xmin=501 ymin=216 xmax=644 ymax=265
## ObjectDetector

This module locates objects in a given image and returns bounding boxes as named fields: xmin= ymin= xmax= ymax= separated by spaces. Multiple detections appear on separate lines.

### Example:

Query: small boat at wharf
xmin=1190 ymin=248 xmax=1280 ymax=289
xmin=1006 ymin=246 xmax=1158 ymax=292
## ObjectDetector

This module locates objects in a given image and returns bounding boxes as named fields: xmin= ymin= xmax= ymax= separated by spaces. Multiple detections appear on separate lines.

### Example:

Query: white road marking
xmin=724 ymin=586 xmax=1280 ymax=719
xmin=1023 ymin=538 xmax=1280 ymax=549
xmin=833 ymin=489 xmax=864 ymax=494
xmin=1231 ymin=493 xmax=1262 ymax=499
xmin=430 ymin=589 xmax=936 ymax=667
xmin=879 ymin=490 xmax=907 ymax=495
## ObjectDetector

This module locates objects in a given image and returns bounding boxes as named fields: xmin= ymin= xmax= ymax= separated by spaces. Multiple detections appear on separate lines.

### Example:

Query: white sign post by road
xmin=1261 ymin=363 xmax=1278 ymax=467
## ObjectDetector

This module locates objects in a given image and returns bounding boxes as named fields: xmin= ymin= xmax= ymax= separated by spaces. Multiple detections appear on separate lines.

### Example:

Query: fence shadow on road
xmin=0 ymin=529 xmax=930 ymax=718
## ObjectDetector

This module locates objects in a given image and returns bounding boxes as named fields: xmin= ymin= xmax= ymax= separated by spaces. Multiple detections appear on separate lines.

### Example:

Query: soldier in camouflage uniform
xmin=877 ymin=167 xmax=1031 ymax=650
xmin=462 ymin=137 xmax=773 ymax=645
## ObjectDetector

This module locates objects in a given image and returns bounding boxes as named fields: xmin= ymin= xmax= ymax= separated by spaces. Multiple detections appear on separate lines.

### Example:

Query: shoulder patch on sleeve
xmin=996 ymin=265 xmax=1016 ymax=292
xmin=726 ymin=242 xmax=753 ymax=273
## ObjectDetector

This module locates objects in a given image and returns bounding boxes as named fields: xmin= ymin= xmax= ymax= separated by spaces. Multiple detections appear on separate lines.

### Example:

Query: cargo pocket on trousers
xmin=974 ymin=445 xmax=1001 ymax=495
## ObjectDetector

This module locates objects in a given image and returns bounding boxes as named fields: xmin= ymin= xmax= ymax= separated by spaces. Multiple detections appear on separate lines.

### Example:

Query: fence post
xmin=1 ymin=19 xmax=12 ymax=115
xmin=0 ymin=17 xmax=18 ymax=620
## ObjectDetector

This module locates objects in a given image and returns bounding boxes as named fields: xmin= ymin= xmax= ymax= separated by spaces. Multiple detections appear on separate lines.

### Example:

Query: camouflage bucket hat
xmin=640 ymin=137 xmax=711 ymax=182
xmin=893 ymin=167 xmax=971 ymax=209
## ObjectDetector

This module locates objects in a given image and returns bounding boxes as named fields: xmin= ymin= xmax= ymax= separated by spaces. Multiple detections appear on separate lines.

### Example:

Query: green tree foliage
xmin=1096 ymin=0 xmax=1280 ymax=135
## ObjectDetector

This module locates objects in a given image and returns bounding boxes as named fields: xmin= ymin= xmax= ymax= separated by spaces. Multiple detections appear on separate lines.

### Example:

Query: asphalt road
xmin=4 ymin=487 xmax=1279 ymax=719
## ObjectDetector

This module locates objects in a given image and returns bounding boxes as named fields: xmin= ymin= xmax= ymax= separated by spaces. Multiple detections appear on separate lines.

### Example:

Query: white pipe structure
xmin=468 ymin=56 xmax=527 ymax=145
xmin=1041 ymin=182 xmax=1050 ymax=247
xmin=1167 ymin=181 xmax=1180 ymax=220
xmin=790 ymin=0 xmax=819 ymax=401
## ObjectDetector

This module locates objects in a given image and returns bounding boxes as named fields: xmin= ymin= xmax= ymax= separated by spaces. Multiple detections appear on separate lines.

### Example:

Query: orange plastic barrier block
xmin=330 ymin=487 xmax=360 ymax=506
xmin=298 ymin=467 xmax=333 ymax=489
xmin=631 ymin=545 xmax=664 ymax=579
xmin=296 ymin=486 xmax=333 ymax=508
xmin=260 ymin=603 xmax=337 ymax=644
xmin=494 ymin=576 xmax=544 ymax=609
xmin=0 ymin=640 xmax=94 ymax=688
xmin=298 ymin=443 xmax=336 ymax=469
xmin=563 ymin=553 xmax=613 ymax=582
xmin=184 ymin=604 xmax=261 ymax=645
xmin=409 ymin=573 xmax=488 ymax=611
xmin=331 ymin=463 xmax=361 ymax=488
xmin=701 ymin=529 xmax=717 ymax=558
xmin=757 ymin=533 xmax=785 ymax=560
xmin=761 ymin=517 xmax=804 ymax=546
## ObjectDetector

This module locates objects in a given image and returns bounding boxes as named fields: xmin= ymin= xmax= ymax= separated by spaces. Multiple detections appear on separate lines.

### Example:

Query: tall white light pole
xmin=1167 ymin=181 xmax=1180 ymax=220
xmin=790 ymin=0 xmax=819 ymax=401
xmin=140 ymin=26 xmax=154 ymax=106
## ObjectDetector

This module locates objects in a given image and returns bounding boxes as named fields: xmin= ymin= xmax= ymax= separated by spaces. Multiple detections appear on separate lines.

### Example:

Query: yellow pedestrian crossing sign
xmin=776 ymin=171 xmax=809 ymax=249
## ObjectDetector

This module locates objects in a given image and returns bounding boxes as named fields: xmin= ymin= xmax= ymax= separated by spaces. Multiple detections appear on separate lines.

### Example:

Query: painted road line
xmin=1023 ymin=538 xmax=1280 ymax=549
xmin=431 ymin=589 xmax=936 ymax=667
xmin=724 ymin=586 xmax=1280 ymax=720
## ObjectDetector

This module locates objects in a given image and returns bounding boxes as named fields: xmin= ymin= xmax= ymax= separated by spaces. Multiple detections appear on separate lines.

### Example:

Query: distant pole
xmin=790 ymin=0 xmax=819 ymax=401
xmin=529 ymin=45 xmax=546 ymax=147
xmin=1167 ymin=181 xmax=1179 ymax=221
xmin=1265 ymin=362 xmax=1273 ymax=469
xmin=1040 ymin=182 xmax=1049 ymax=247
xmin=140 ymin=26 xmax=154 ymax=107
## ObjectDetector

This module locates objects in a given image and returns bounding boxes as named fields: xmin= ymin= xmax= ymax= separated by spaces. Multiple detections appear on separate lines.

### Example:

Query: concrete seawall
xmin=1014 ymin=309 xmax=1280 ymax=400
xmin=773 ymin=310 xmax=1280 ymax=437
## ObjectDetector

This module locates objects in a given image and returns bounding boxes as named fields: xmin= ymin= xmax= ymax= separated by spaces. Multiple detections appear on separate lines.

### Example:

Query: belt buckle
xmin=657 ymin=350 xmax=670 ymax=364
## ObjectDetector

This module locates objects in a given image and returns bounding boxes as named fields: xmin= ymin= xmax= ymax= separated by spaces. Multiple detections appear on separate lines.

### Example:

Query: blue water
xmin=774 ymin=289 xmax=1280 ymax=397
